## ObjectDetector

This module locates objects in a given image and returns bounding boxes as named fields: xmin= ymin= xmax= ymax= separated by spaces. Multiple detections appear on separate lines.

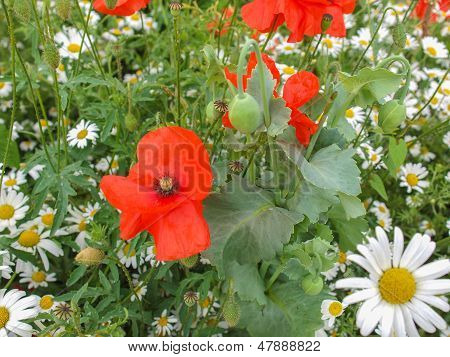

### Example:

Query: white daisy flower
xmin=0 ymin=190 xmax=29 ymax=232
xmin=336 ymin=227 xmax=450 ymax=337
xmin=35 ymin=294 xmax=56 ymax=313
xmin=55 ymin=63 xmax=68 ymax=83
xmin=143 ymin=245 xmax=164 ymax=268
xmin=152 ymin=309 xmax=177 ymax=336
xmin=130 ymin=279 xmax=148 ymax=302
xmin=118 ymin=243 xmax=139 ymax=269
xmin=197 ymin=291 xmax=220 ymax=317
xmin=11 ymin=222 xmax=64 ymax=271
xmin=377 ymin=215 xmax=392 ymax=232
xmin=66 ymin=206 xmax=90 ymax=250
xmin=67 ymin=119 xmax=99 ymax=149
xmin=36 ymin=205 xmax=56 ymax=229
xmin=32 ymin=118 xmax=52 ymax=134
xmin=420 ymin=220 xmax=436 ymax=237
xmin=406 ymin=195 xmax=423 ymax=208
xmin=275 ymin=42 xmax=299 ymax=55
xmin=399 ymin=163 xmax=430 ymax=194
xmin=54 ymin=27 xmax=89 ymax=60
xmin=419 ymin=146 xmax=436 ymax=162
xmin=96 ymin=155 xmax=119 ymax=174
xmin=277 ymin=64 xmax=297 ymax=82
xmin=143 ymin=16 xmax=158 ymax=31
xmin=19 ymin=264 xmax=57 ymax=289
xmin=357 ymin=144 xmax=385 ymax=170
xmin=345 ymin=106 xmax=365 ymax=128
xmin=321 ymin=300 xmax=346 ymax=328
xmin=422 ymin=36 xmax=449 ymax=59
xmin=82 ymin=202 xmax=100 ymax=221
xmin=27 ymin=164 xmax=45 ymax=180
xmin=0 ymin=289 xmax=38 ymax=337
xmin=0 ymin=250 xmax=12 ymax=279
xmin=0 ymin=81 xmax=12 ymax=97
xmin=404 ymin=34 xmax=419 ymax=51
xmin=370 ymin=201 xmax=390 ymax=219
xmin=19 ymin=140 xmax=37 ymax=152
xmin=1 ymin=170 xmax=26 ymax=192
xmin=319 ymin=36 xmax=343 ymax=57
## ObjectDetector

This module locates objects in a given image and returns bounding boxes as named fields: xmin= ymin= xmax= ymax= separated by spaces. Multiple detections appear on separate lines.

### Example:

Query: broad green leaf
xmin=239 ymin=281 xmax=330 ymax=336
xmin=287 ymin=181 xmax=338 ymax=223
xmin=267 ymin=97 xmax=291 ymax=137
xmin=329 ymin=204 xmax=369 ymax=250
xmin=300 ymin=144 xmax=361 ymax=196
xmin=203 ymin=178 xmax=303 ymax=275
xmin=369 ymin=173 xmax=388 ymax=200
xmin=338 ymin=192 xmax=366 ymax=219
xmin=340 ymin=68 xmax=403 ymax=108
xmin=247 ymin=62 xmax=276 ymax=120
xmin=389 ymin=137 xmax=407 ymax=167
xmin=226 ymin=261 xmax=267 ymax=305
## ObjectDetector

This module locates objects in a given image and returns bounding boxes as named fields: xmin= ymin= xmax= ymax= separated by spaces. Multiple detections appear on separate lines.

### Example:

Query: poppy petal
xmin=283 ymin=71 xmax=320 ymax=109
xmin=94 ymin=0 xmax=150 ymax=16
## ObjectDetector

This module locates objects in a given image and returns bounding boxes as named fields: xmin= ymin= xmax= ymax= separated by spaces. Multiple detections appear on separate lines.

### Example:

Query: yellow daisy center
xmin=67 ymin=43 xmax=81 ymax=53
xmin=378 ymin=268 xmax=416 ymax=304
xmin=283 ymin=66 xmax=296 ymax=75
xmin=359 ymin=39 xmax=368 ymax=46
xmin=328 ymin=302 xmax=343 ymax=316
xmin=18 ymin=230 xmax=41 ymax=247
xmin=378 ymin=205 xmax=386 ymax=213
xmin=378 ymin=219 xmax=385 ymax=228
xmin=426 ymin=47 xmax=437 ymax=57
xmin=123 ymin=244 xmax=136 ymax=257
xmin=58 ymin=63 xmax=65 ymax=71
xmin=40 ymin=119 xmax=48 ymax=127
xmin=77 ymin=129 xmax=88 ymax=139
xmin=200 ymin=297 xmax=211 ymax=309
xmin=78 ymin=220 xmax=87 ymax=231
xmin=40 ymin=295 xmax=54 ymax=310
xmin=131 ymin=14 xmax=140 ymax=21
xmin=345 ymin=109 xmax=355 ymax=119
xmin=284 ymin=45 xmax=294 ymax=51
xmin=158 ymin=316 xmax=168 ymax=326
xmin=0 ymin=82 xmax=5 ymax=89
xmin=323 ymin=38 xmax=333 ymax=49
xmin=4 ymin=178 xmax=16 ymax=187
xmin=129 ymin=77 xmax=138 ymax=84
xmin=370 ymin=153 xmax=378 ymax=162
xmin=32 ymin=271 xmax=47 ymax=283
xmin=41 ymin=213 xmax=54 ymax=226
xmin=406 ymin=173 xmax=419 ymax=187
xmin=338 ymin=251 xmax=347 ymax=264
xmin=0 ymin=204 xmax=15 ymax=220
xmin=111 ymin=160 xmax=119 ymax=169
xmin=0 ymin=306 xmax=10 ymax=329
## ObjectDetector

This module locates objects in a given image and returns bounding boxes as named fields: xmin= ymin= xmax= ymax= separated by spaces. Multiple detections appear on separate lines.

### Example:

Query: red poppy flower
xmin=207 ymin=7 xmax=234 ymax=36
xmin=241 ymin=0 xmax=356 ymax=42
xmin=94 ymin=0 xmax=150 ymax=16
xmin=414 ymin=0 xmax=449 ymax=22
xmin=100 ymin=126 xmax=213 ymax=261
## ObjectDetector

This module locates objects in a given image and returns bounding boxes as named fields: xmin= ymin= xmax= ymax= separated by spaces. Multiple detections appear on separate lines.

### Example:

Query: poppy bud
xmin=75 ymin=247 xmax=105 ymax=266
xmin=125 ymin=113 xmax=139 ymax=132
xmin=229 ymin=93 xmax=263 ymax=134
xmin=43 ymin=42 xmax=61 ymax=69
xmin=392 ymin=23 xmax=406 ymax=49
xmin=13 ymin=0 xmax=30 ymax=22
xmin=55 ymin=0 xmax=72 ymax=21
xmin=321 ymin=14 xmax=333 ymax=33
xmin=180 ymin=254 xmax=198 ymax=268
xmin=183 ymin=291 xmax=199 ymax=307
xmin=105 ymin=0 xmax=118 ymax=9
xmin=223 ymin=296 xmax=241 ymax=327
xmin=205 ymin=101 xmax=219 ymax=122
xmin=378 ymin=99 xmax=406 ymax=134
xmin=228 ymin=160 xmax=244 ymax=174
xmin=301 ymin=274 xmax=323 ymax=295
xmin=169 ymin=2 xmax=183 ymax=16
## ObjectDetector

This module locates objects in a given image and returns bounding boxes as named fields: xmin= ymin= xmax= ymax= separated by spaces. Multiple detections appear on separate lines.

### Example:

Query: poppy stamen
xmin=155 ymin=176 xmax=178 ymax=197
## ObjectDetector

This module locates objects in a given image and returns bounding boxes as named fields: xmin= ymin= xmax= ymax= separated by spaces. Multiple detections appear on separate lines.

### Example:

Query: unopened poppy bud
xmin=228 ymin=160 xmax=244 ymax=174
xmin=13 ymin=0 xmax=30 ymax=22
xmin=75 ymin=247 xmax=105 ymax=266
xmin=180 ymin=254 xmax=198 ymax=268
xmin=43 ymin=42 xmax=61 ymax=69
xmin=378 ymin=99 xmax=406 ymax=134
xmin=392 ymin=23 xmax=406 ymax=49
xmin=229 ymin=93 xmax=263 ymax=134
xmin=321 ymin=14 xmax=333 ymax=33
xmin=301 ymin=274 xmax=323 ymax=295
xmin=125 ymin=112 xmax=139 ymax=132
xmin=169 ymin=1 xmax=183 ymax=16
xmin=55 ymin=0 xmax=72 ymax=20
xmin=105 ymin=0 xmax=118 ymax=10
xmin=223 ymin=296 xmax=241 ymax=327
xmin=183 ymin=291 xmax=199 ymax=307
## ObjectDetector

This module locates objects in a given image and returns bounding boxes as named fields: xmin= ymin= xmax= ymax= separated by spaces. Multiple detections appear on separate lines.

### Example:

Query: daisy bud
xmin=125 ymin=112 xmax=139 ymax=132
xmin=183 ymin=291 xmax=199 ymax=307
xmin=43 ymin=42 xmax=61 ymax=69
xmin=392 ymin=23 xmax=406 ymax=49
xmin=321 ymin=14 xmax=333 ymax=33
xmin=301 ymin=274 xmax=323 ymax=296
xmin=105 ymin=0 xmax=118 ymax=10
xmin=169 ymin=2 xmax=183 ymax=16
xmin=223 ymin=296 xmax=241 ymax=328
xmin=229 ymin=93 xmax=263 ymax=134
xmin=13 ymin=0 xmax=31 ymax=23
xmin=179 ymin=254 xmax=198 ymax=268
xmin=75 ymin=247 xmax=105 ymax=266
xmin=378 ymin=99 xmax=406 ymax=134
xmin=55 ymin=0 xmax=72 ymax=21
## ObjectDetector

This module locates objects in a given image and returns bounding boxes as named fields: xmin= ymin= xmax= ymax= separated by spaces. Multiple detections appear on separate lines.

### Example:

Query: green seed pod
xmin=105 ymin=0 xmax=118 ymax=9
xmin=43 ymin=42 xmax=61 ymax=69
xmin=75 ymin=247 xmax=105 ymax=266
xmin=183 ymin=291 xmax=199 ymax=307
xmin=378 ymin=99 xmax=406 ymax=134
xmin=169 ymin=2 xmax=183 ymax=16
xmin=223 ymin=296 xmax=241 ymax=328
xmin=321 ymin=14 xmax=333 ymax=33
xmin=13 ymin=0 xmax=30 ymax=23
xmin=55 ymin=0 xmax=72 ymax=21
xmin=301 ymin=275 xmax=323 ymax=296
xmin=392 ymin=23 xmax=406 ymax=49
xmin=180 ymin=254 xmax=198 ymax=268
xmin=125 ymin=112 xmax=139 ymax=132
xmin=229 ymin=93 xmax=263 ymax=134
xmin=205 ymin=101 xmax=217 ymax=122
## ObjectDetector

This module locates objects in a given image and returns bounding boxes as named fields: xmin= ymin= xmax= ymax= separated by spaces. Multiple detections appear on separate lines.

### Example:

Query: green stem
xmin=173 ymin=13 xmax=182 ymax=124
xmin=266 ymin=263 xmax=286 ymax=291
xmin=3 ymin=272 xmax=18 ymax=290
xmin=261 ymin=14 xmax=280 ymax=52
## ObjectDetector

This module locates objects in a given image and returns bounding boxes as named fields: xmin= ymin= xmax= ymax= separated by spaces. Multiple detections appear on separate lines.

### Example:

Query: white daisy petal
xmin=393 ymin=305 xmax=406 ymax=337
xmin=411 ymin=297 xmax=447 ymax=330
xmin=400 ymin=305 xmax=420 ymax=337
xmin=335 ymin=277 xmax=375 ymax=289
xmin=415 ymin=294 xmax=450 ymax=313
xmin=380 ymin=303 xmax=395 ymax=337
xmin=343 ymin=288 xmax=378 ymax=305
xmin=413 ymin=259 xmax=450 ymax=281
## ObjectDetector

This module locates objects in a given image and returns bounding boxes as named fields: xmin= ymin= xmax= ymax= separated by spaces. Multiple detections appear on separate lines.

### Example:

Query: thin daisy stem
xmin=0 ymin=0 xmax=18 ymax=193
xmin=3 ymin=272 xmax=17 ymax=290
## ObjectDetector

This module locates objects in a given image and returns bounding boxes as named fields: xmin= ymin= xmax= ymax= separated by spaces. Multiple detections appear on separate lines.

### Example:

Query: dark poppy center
xmin=155 ymin=176 xmax=178 ymax=197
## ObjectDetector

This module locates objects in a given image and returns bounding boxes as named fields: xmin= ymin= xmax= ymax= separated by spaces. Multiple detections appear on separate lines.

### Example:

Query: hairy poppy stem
xmin=172 ymin=11 xmax=182 ymax=125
